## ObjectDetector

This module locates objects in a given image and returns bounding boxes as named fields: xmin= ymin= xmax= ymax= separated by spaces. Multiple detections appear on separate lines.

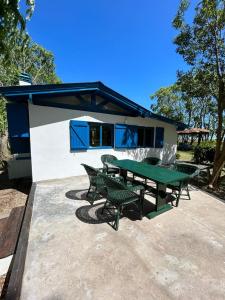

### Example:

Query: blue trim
xmin=0 ymin=81 xmax=187 ymax=129
xmin=88 ymin=146 xmax=113 ymax=150
xmin=2 ymin=88 xmax=98 ymax=97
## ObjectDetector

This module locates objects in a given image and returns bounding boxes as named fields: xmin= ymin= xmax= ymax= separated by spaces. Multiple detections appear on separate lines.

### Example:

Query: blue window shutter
xmin=155 ymin=127 xmax=164 ymax=148
xmin=70 ymin=120 xmax=89 ymax=150
xmin=145 ymin=127 xmax=154 ymax=147
xmin=115 ymin=124 xmax=137 ymax=148
xmin=9 ymin=139 xmax=30 ymax=154
xmin=6 ymin=103 xmax=29 ymax=138
xmin=6 ymin=103 xmax=30 ymax=154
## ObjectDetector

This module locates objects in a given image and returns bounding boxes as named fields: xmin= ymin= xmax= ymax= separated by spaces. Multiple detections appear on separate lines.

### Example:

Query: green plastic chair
xmin=167 ymin=163 xmax=200 ymax=206
xmin=81 ymin=164 xmax=106 ymax=204
xmin=100 ymin=173 xmax=145 ymax=231
xmin=142 ymin=157 xmax=161 ymax=165
xmin=101 ymin=154 xmax=120 ymax=176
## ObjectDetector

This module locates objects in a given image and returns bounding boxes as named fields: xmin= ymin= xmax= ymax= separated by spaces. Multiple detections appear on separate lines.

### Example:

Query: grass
xmin=177 ymin=150 xmax=194 ymax=161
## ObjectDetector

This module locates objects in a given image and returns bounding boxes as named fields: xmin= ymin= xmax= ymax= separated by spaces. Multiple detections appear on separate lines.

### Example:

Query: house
xmin=0 ymin=79 xmax=185 ymax=182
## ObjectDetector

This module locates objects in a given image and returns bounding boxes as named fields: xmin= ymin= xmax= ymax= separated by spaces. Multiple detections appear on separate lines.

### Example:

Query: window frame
xmin=88 ymin=122 xmax=114 ymax=149
xmin=70 ymin=120 xmax=164 ymax=151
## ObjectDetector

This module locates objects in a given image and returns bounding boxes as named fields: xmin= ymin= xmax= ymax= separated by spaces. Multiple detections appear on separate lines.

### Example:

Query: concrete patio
xmin=20 ymin=176 xmax=225 ymax=300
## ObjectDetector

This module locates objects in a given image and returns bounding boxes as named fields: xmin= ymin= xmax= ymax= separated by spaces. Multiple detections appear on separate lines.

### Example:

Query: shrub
xmin=177 ymin=143 xmax=193 ymax=151
xmin=176 ymin=153 xmax=181 ymax=160
xmin=194 ymin=141 xmax=216 ymax=164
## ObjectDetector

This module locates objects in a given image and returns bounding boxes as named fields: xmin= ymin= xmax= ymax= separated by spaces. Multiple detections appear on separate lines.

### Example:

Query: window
xmin=137 ymin=127 xmax=145 ymax=147
xmin=102 ymin=124 xmax=114 ymax=146
xmin=90 ymin=124 xmax=100 ymax=147
xmin=145 ymin=127 xmax=155 ymax=147
xmin=70 ymin=120 xmax=164 ymax=151
xmin=89 ymin=123 xmax=113 ymax=148
xmin=155 ymin=127 xmax=164 ymax=148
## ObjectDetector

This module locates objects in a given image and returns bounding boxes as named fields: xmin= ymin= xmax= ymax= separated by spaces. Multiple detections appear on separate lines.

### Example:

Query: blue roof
xmin=0 ymin=81 xmax=186 ymax=130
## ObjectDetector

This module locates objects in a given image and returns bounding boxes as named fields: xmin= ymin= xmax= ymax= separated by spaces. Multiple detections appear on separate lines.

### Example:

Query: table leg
xmin=146 ymin=183 xmax=173 ymax=219
xmin=119 ymin=168 xmax=127 ymax=182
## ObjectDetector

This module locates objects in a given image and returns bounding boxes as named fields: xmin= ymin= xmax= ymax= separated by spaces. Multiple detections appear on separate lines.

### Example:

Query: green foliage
xmin=173 ymin=0 xmax=225 ymax=186
xmin=0 ymin=31 xmax=61 ymax=85
xmin=0 ymin=31 xmax=61 ymax=134
xmin=194 ymin=142 xmax=216 ymax=164
xmin=150 ymin=84 xmax=185 ymax=122
xmin=176 ymin=153 xmax=181 ymax=160
xmin=0 ymin=0 xmax=35 ymax=56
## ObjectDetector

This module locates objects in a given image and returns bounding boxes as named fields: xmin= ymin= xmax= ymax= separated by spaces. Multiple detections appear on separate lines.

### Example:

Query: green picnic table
xmin=111 ymin=159 xmax=190 ymax=218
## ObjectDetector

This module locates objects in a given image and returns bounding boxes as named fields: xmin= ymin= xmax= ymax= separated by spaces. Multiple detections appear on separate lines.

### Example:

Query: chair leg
xmin=101 ymin=200 xmax=108 ymax=214
xmin=176 ymin=189 xmax=181 ymax=207
xmin=115 ymin=206 xmax=121 ymax=231
xmin=139 ymin=190 xmax=144 ymax=220
xmin=86 ymin=186 xmax=91 ymax=198
xmin=186 ymin=186 xmax=191 ymax=200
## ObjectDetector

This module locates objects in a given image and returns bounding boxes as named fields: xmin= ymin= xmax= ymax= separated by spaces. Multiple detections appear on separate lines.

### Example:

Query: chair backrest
xmin=142 ymin=157 xmax=161 ymax=166
xmin=81 ymin=163 xmax=99 ymax=178
xmin=99 ymin=173 xmax=125 ymax=192
xmin=174 ymin=163 xmax=200 ymax=178
xmin=101 ymin=155 xmax=118 ymax=168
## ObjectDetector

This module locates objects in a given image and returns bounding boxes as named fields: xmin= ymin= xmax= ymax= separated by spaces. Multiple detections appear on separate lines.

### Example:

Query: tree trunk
xmin=209 ymin=145 xmax=225 ymax=188
xmin=209 ymin=80 xmax=225 ymax=188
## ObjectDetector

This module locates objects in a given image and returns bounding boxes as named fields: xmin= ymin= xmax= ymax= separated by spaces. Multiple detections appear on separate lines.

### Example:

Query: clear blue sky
xmin=26 ymin=0 xmax=194 ymax=109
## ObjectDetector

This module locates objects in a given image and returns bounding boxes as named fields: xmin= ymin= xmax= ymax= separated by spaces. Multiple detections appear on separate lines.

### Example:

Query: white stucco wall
xmin=28 ymin=104 xmax=177 ymax=182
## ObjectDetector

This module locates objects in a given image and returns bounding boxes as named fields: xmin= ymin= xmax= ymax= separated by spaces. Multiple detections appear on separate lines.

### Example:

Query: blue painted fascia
xmin=0 ymin=81 xmax=187 ymax=129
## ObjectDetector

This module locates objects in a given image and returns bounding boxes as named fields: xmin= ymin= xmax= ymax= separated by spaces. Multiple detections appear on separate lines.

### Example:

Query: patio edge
xmin=3 ymin=183 xmax=36 ymax=300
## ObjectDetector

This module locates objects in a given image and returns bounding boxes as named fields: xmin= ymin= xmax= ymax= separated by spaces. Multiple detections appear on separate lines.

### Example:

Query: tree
xmin=0 ymin=0 xmax=35 ymax=55
xmin=177 ymin=69 xmax=217 ymax=131
xmin=0 ymin=31 xmax=61 ymax=135
xmin=173 ymin=0 xmax=225 ymax=188
xmin=150 ymin=74 xmax=217 ymax=135
xmin=150 ymin=84 xmax=185 ymax=123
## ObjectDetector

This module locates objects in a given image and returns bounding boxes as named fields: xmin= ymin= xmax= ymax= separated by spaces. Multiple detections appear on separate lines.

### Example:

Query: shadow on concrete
xmin=65 ymin=189 xmax=89 ymax=201
xmin=75 ymin=202 xmax=115 ymax=224
xmin=75 ymin=198 xmax=158 ymax=228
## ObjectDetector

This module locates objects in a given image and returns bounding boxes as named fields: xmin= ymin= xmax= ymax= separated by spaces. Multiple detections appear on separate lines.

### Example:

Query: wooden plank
xmin=0 ymin=207 xmax=25 ymax=259
xmin=0 ymin=218 xmax=8 ymax=235
xmin=2 ymin=183 xmax=36 ymax=300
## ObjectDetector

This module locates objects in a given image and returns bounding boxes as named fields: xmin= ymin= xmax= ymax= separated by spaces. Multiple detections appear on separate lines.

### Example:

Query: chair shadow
xmin=75 ymin=202 xmax=116 ymax=224
xmin=75 ymin=198 xmax=159 ymax=227
xmin=65 ymin=189 xmax=89 ymax=200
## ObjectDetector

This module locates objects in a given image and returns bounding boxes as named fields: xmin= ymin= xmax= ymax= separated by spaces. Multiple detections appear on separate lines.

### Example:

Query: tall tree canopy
xmin=172 ymin=0 xmax=225 ymax=188
xmin=0 ymin=0 xmax=35 ymax=54
xmin=0 ymin=31 xmax=61 ymax=134
xmin=150 ymin=84 xmax=185 ymax=123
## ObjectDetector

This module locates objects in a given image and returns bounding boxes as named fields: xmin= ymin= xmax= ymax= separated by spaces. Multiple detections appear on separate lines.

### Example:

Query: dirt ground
xmin=0 ymin=170 xmax=31 ymax=298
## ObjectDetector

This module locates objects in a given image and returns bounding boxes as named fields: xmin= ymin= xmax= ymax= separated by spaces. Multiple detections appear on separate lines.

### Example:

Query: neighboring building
xmin=0 ymin=81 xmax=185 ymax=182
